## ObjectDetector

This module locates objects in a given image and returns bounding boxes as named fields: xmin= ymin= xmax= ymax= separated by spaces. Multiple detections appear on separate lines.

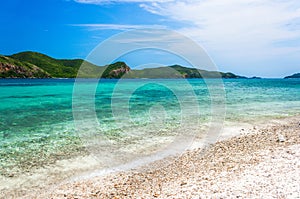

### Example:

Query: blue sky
xmin=1 ymin=0 xmax=300 ymax=77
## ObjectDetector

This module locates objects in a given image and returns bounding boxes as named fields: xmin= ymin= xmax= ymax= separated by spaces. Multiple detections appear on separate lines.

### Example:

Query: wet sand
xmin=1 ymin=116 xmax=300 ymax=198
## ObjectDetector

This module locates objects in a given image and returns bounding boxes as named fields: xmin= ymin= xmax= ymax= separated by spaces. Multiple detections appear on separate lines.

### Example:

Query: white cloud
xmin=74 ymin=0 xmax=300 ymax=54
xmin=74 ymin=0 xmax=174 ymax=4
xmin=73 ymin=0 xmax=300 ymax=76
xmin=71 ymin=23 xmax=166 ymax=30
xmin=140 ymin=0 xmax=300 ymax=59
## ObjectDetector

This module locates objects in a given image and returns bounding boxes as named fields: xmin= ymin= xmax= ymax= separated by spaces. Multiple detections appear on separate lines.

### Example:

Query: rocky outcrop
xmin=0 ymin=57 xmax=51 ymax=78
xmin=102 ymin=62 xmax=131 ymax=78
xmin=109 ymin=65 xmax=130 ymax=77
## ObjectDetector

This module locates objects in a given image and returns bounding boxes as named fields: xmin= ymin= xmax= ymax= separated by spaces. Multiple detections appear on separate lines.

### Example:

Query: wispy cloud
xmin=74 ymin=0 xmax=174 ymax=4
xmin=139 ymin=0 xmax=300 ymax=58
xmin=73 ymin=0 xmax=300 ymax=76
xmin=74 ymin=0 xmax=300 ymax=57
xmin=71 ymin=23 xmax=166 ymax=30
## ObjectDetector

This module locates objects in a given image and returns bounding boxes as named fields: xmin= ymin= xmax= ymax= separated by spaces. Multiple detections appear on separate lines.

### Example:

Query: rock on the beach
xmin=277 ymin=134 xmax=285 ymax=142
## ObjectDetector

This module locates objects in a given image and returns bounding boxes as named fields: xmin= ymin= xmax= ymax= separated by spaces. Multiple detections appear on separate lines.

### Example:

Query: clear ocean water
xmin=0 ymin=78 xmax=299 ymax=175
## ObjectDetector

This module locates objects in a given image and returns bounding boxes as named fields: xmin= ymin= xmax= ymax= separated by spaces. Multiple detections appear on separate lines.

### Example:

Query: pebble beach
xmin=4 ymin=116 xmax=297 ymax=199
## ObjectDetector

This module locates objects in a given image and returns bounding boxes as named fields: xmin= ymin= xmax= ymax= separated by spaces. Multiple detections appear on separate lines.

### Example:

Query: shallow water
xmin=0 ymin=78 xmax=299 ymax=175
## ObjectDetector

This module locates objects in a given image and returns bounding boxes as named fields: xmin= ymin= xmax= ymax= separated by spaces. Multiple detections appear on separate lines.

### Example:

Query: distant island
xmin=284 ymin=73 xmax=300 ymax=79
xmin=1 ymin=51 xmax=246 ymax=79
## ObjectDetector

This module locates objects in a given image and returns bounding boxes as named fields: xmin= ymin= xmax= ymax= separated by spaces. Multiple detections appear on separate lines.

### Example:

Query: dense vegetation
xmin=10 ymin=51 xmax=88 ymax=78
xmin=125 ymin=65 xmax=246 ymax=79
xmin=1 ymin=51 xmax=129 ymax=78
xmin=1 ymin=51 xmax=247 ymax=79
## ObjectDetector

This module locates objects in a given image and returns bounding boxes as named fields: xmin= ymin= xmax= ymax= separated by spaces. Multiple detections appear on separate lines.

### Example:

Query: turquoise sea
xmin=0 ymin=78 xmax=300 ymax=175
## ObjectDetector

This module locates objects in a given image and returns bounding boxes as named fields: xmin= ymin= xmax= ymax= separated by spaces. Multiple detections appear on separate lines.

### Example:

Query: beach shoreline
xmin=1 ymin=115 xmax=300 ymax=198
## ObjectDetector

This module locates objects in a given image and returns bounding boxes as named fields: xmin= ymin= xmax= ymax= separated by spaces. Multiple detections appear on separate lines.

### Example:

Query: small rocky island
xmin=284 ymin=73 xmax=300 ymax=79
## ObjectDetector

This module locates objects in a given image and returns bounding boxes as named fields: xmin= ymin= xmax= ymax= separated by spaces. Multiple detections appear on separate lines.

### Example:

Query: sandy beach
xmin=1 ymin=116 xmax=300 ymax=198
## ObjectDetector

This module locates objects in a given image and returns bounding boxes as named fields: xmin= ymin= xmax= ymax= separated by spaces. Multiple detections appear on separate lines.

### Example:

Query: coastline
xmin=1 ymin=115 xmax=299 ymax=198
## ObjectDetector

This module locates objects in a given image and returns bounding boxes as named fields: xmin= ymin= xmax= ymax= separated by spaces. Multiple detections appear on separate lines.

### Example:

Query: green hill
xmin=10 ymin=51 xmax=86 ymax=78
xmin=284 ymin=73 xmax=300 ymax=79
xmin=168 ymin=65 xmax=245 ymax=78
xmin=7 ymin=51 xmax=129 ymax=78
xmin=125 ymin=65 xmax=246 ymax=79
xmin=1 ymin=51 xmax=246 ymax=79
